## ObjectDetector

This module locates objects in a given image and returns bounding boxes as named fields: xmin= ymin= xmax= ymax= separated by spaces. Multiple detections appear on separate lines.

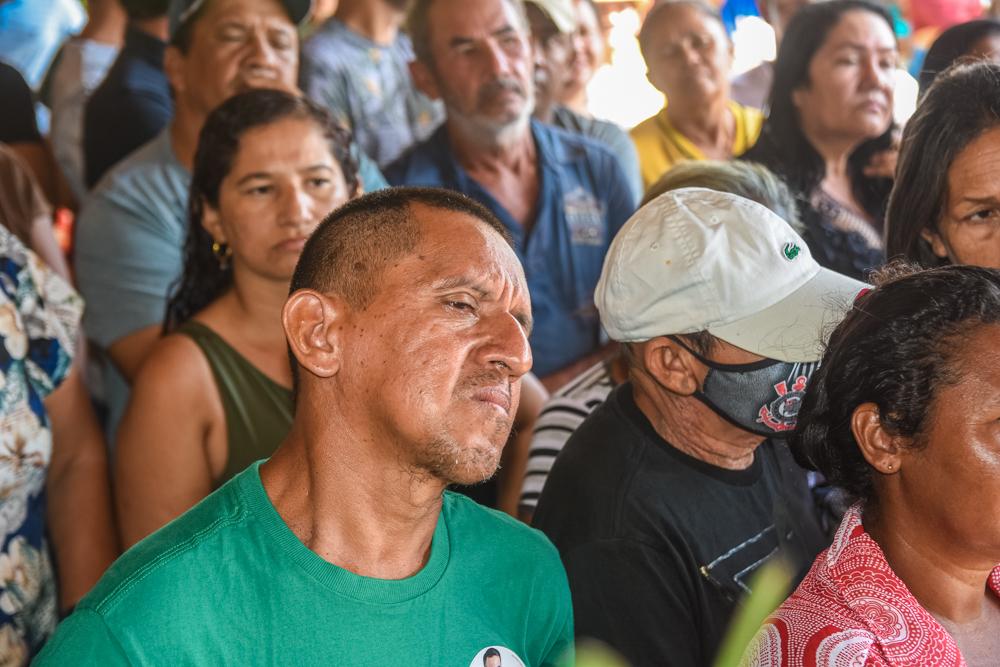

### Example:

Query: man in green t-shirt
xmin=36 ymin=187 xmax=574 ymax=666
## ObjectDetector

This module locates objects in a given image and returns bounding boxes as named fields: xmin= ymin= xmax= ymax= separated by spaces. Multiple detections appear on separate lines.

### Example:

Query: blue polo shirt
xmin=385 ymin=121 xmax=637 ymax=377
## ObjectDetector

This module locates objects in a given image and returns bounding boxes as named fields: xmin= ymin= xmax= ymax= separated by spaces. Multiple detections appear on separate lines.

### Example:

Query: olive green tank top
xmin=176 ymin=320 xmax=293 ymax=485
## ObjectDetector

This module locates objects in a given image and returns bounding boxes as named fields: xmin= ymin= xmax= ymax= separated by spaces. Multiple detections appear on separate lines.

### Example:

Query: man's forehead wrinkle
xmin=431 ymin=274 xmax=490 ymax=295
xmin=431 ymin=0 xmax=523 ymax=43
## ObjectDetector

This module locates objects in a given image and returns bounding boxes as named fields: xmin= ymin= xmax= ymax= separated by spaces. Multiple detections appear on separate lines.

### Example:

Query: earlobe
xmin=201 ymin=203 xmax=226 ymax=244
xmin=282 ymin=290 xmax=343 ymax=380
xmin=850 ymin=403 xmax=903 ymax=474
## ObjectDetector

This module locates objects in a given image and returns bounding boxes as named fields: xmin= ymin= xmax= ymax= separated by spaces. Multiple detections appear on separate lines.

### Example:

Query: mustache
xmin=477 ymin=77 xmax=526 ymax=104
xmin=461 ymin=369 xmax=514 ymax=402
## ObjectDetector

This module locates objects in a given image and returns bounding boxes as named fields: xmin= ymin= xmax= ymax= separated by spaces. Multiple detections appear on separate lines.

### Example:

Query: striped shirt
xmin=519 ymin=362 xmax=616 ymax=512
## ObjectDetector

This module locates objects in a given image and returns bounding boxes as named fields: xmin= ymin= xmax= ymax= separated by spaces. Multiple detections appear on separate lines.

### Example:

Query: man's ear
xmin=164 ymin=45 xmax=187 ymax=97
xmin=410 ymin=60 xmax=441 ymax=100
xmin=851 ymin=403 xmax=905 ymax=475
xmin=282 ymin=289 xmax=345 ymax=380
xmin=641 ymin=337 xmax=703 ymax=396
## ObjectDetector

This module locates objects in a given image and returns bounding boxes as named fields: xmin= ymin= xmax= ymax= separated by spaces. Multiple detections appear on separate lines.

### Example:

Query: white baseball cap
xmin=595 ymin=188 xmax=869 ymax=362
xmin=525 ymin=0 xmax=578 ymax=34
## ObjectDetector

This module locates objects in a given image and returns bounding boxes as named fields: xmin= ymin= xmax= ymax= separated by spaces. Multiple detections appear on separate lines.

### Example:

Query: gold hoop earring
xmin=211 ymin=241 xmax=232 ymax=269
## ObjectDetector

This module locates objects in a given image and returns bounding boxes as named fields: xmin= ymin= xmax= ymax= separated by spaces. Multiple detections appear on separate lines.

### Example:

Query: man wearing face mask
xmin=533 ymin=188 xmax=866 ymax=667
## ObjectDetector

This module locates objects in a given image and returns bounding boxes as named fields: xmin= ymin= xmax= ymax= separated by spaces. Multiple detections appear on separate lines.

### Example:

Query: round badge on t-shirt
xmin=469 ymin=646 xmax=526 ymax=667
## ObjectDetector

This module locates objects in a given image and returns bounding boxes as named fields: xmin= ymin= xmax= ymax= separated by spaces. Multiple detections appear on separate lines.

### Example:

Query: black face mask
xmin=669 ymin=336 xmax=818 ymax=438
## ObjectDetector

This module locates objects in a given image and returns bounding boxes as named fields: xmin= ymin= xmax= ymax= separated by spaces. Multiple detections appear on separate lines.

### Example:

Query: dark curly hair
xmin=743 ymin=0 xmax=895 ymax=223
xmin=885 ymin=61 xmax=1000 ymax=268
xmin=791 ymin=262 xmax=1000 ymax=503
xmin=164 ymin=88 xmax=359 ymax=332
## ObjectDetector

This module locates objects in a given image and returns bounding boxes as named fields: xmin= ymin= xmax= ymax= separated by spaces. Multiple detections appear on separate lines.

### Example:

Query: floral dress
xmin=0 ymin=226 xmax=81 ymax=665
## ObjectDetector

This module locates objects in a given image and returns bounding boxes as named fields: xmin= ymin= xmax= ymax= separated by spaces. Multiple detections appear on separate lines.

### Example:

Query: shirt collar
xmin=825 ymin=503 xmax=1000 ymax=662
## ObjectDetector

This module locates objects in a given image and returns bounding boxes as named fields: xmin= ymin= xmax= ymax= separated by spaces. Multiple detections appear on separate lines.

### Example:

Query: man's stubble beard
xmin=420 ymin=422 xmax=509 ymax=487
xmin=442 ymin=76 xmax=536 ymax=148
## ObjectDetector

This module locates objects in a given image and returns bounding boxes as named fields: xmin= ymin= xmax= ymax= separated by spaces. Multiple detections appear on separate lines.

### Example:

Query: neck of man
xmin=447 ymin=115 xmax=536 ymax=174
xmin=80 ymin=0 xmax=127 ymax=46
xmin=533 ymin=98 xmax=556 ymax=125
xmin=170 ymin=102 xmax=208 ymax=171
xmin=260 ymin=408 xmax=446 ymax=580
xmin=632 ymin=374 xmax=762 ymax=470
xmin=864 ymin=496 xmax=997 ymax=624
xmin=666 ymin=92 xmax=732 ymax=151
xmin=336 ymin=0 xmax=403 ymax=45
xmin=131 ymin=16 xmax=170 ymax=42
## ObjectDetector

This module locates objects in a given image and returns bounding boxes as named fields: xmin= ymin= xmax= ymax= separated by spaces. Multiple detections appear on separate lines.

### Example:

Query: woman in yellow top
xmin=630 ymin=1 xmax=763 ymax=190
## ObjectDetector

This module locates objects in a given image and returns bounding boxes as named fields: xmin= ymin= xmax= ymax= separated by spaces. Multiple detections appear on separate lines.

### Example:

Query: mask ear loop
xmin=666 ymin=335 xmax=781 ymax=373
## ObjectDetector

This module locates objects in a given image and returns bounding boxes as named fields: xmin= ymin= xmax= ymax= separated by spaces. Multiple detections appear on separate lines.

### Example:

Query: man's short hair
xmin=483 ymin=647 xmax=502 ymax=665
xmin=407 ymin=0 xmax=529 ymax=67
xmin=287 ymin=187 xmax=513 ymax=395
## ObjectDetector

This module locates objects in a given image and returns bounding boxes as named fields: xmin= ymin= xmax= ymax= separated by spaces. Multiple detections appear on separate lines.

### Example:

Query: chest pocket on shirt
xmin=564 ymin=187 xmax=606 ymax=247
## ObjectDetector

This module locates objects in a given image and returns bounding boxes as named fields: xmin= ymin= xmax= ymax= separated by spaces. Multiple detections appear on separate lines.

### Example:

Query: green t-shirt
xmin=36 ymin=462 xmax=574 ymax=666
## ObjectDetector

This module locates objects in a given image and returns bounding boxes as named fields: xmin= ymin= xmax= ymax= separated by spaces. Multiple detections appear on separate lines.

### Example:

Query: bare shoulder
xmin=131 ymin=332 xmax=216 ymax=409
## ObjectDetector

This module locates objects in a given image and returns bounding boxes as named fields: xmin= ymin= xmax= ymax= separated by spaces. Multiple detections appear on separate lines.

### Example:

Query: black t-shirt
xmin=0 ymin=62 xmax=41 ymax=145
xmin=533 ymin=383 xmax=827 ymax=667
xmin=83 ymin=26 xmax=172 ymax=188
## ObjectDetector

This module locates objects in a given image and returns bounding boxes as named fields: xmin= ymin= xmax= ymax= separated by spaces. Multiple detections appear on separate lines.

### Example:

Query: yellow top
xmin=630 ymin=101 xmax=764 ymax=190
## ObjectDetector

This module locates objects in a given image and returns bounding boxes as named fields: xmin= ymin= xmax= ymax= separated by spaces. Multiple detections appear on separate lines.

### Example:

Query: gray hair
xmin=641 ymin=160 xmax=803 ymax=233
xmin=407 ymin=0 xmax=529 ymax=67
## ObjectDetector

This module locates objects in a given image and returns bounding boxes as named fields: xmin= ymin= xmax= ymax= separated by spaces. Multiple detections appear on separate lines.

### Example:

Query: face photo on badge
xmin=470 ymin=645 xmax=526 ymax=667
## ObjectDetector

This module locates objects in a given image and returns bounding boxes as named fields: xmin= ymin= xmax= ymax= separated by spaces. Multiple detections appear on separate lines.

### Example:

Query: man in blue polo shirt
xmin=385 ymin=0 xmax=636 ymax=389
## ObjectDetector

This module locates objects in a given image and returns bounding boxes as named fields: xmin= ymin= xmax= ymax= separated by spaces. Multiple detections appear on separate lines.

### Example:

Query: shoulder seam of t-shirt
xmin=92 ymin=503 xmax=248 ymax=615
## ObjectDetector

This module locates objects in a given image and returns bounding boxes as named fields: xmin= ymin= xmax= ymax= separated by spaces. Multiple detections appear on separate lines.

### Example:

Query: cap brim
xmin=708 ymin=267 xmax=868 ymax=362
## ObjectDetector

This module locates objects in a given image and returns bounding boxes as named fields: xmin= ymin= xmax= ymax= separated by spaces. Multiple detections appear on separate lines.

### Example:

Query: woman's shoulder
xmin=134 ymin=327 xmax=216 ymax=400
xmin=742 ymin=546 xmax=882 ymax=666
xmin=743 ymin=604 xmax=880 ymax=666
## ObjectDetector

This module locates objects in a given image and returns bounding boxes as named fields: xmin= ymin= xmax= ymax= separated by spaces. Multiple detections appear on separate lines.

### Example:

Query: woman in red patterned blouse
xmin=743 ymin=262 xmax=1000 ymax=667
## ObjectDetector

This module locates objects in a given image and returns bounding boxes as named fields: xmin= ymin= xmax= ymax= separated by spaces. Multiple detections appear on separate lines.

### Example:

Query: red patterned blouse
xmin=742 ymin=503 xmax=1000 ymax=666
